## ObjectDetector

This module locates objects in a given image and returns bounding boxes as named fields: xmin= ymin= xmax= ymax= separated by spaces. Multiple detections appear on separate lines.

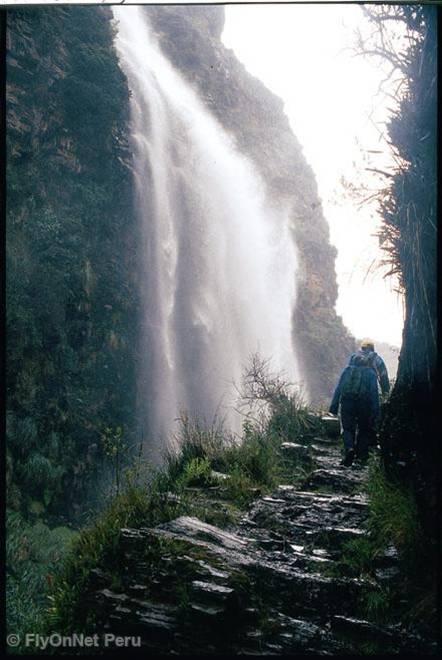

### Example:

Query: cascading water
xmin=113 ymin=6 xmax=300 ymax=460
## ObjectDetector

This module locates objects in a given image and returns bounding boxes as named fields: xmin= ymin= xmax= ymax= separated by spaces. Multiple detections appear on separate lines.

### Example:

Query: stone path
xmin=90 ymin=434 xmax=435 ymax=655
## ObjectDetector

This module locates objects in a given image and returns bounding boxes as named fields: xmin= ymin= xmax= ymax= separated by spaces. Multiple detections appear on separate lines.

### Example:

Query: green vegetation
xmin=42 ymin=364 xmax=320 ymax=637
xmin=362 ymin=5 xmax=437 ymax=542
xmin=364 ymin=460 xmax=436 ymax=629
xmin=7 ymin=6 xmax=138 ymax=522
xmin=357 ymin=6 xmax=437 ymax=639
xmin=162 ymin=359 xmax=320 ymax=506
xmin=320 ymin=457 xmax=436 ymax=631
xmin=6 ymin=8 xmax=141 ymax=649
xmin=45 ymin=481 xmax=185 ymax=636
xmin=6 ymin=510 xmax=79 ymax=647
xmin=366 ymin=459 xmax=420 ymax=559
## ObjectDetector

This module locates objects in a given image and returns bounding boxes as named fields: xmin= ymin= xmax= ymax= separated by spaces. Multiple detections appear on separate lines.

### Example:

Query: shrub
xmin=366 ymin=458 xmax=420 ymax=561
xmin=224 ymin=465 xmax=257 ymax=507
xmin=361 ymin=586 xmax=392 ymax=623
xmin=165 ymin=413 xmax=226 ymax=485
xmin=239 ymin=353 xmax=322 ymax=443
xmin=169 ymin=416 xmax=279 ymax=496
xmin=337 ymin=537 xmax=379 ymax=577
xmin=164 ymin=356 xmax=319 ymax=503
xmin=176 ymin=456 xmax=214 ymax=489
xmin=358 ymin=458 xmax=435 ymax=628
xmin=6 ymin=510 xmax=78 ymax=651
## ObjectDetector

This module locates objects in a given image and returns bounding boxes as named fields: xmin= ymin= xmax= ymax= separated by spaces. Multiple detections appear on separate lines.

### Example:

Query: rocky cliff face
xmin=6 ymin=6 xmax=140 ymax=518
xmin=144 ymin=5 xmax=355 ymax=402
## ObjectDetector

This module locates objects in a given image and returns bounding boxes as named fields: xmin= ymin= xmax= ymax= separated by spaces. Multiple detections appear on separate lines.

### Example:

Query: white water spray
xmin=113 ymin=6 xmax=300 ymax=459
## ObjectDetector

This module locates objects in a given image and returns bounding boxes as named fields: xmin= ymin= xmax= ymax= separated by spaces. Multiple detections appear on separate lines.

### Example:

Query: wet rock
xmin=303 ymin=467 xmax=367 ymax=493
xmin=375 ymin=566 xmax=400 ymax=582
xmin=310 ymin=442 xmax=336 ymax=455
xmin=243 ymin=486 xmax=368 ymax=553
xmin=321 ymin=415 xmax=341 ymax=438
xmin=190 ymin=602 xmax=225 ymax=617
xmin=311 ymin=434 xmax=337 ymax=445
xmin=191 ymin=580 xmax=233 ymax=596
xmin=379 ymin=544 xmax=399 ymax=565
xmin=210 ymin=470 xmax=229 ymax=481
xmin=86 ymin=434 xmax=432 ymax=654
xmin=161 ymin=491 xmax=182 ymax=504
xmin=313 ymin=452 xmax=342 ymax=471
xmin=331 ymin=615 xmax=434 ymax=654
xmin=280 ymin=442 xmax=311 ymax=460
xmin=186 ymin=557 xmax=230 ymax=580
xmin=95 ymin=588 xmax=177 ymax=632
xmin=158 ymin=515 xmax=252 ymax=553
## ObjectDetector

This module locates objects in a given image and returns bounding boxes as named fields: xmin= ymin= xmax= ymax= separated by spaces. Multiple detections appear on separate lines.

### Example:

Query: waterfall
xmin=113 ymin=6 xmax=300 ymax=460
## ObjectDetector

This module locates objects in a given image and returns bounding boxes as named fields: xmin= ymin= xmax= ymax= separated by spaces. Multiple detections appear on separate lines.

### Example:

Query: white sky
xmin=4 ymin=0 xmax=405 ymax=347
xmin=222 ymin=4 xmax=405 ymax=348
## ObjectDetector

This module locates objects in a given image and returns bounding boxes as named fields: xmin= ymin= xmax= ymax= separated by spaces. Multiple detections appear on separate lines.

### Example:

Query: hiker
xmin=329 ymin=339 xmax=389 ymax=466
xmin=348 ymin=339 xmax=390 ymax=396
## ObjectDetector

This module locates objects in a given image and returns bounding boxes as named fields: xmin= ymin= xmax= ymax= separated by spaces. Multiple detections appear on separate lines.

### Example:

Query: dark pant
xmin=340 ymin=398 xmax=376 ymax=459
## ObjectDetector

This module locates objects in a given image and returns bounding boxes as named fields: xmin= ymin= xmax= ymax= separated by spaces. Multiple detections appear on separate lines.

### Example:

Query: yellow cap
xmin=361 ymin=338 xmax=375 ymax=351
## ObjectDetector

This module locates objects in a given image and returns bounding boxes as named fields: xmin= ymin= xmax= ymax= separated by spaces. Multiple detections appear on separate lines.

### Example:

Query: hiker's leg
xmin=340 ymin=399 xmax=356 ymax=451
xmin=356 ymin=407 xmax=374 ymax=461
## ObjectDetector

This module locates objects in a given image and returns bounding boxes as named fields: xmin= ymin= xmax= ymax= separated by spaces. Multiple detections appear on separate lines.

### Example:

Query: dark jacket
xmin=329 ymin=365 xmax=380 ymax=419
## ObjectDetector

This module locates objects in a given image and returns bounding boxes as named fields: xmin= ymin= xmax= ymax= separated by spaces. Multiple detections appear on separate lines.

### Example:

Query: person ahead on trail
xmin=348 ymin=338 xmax=390 ymax=396
xmin=329 ymin=339 xmax=389 ymax=467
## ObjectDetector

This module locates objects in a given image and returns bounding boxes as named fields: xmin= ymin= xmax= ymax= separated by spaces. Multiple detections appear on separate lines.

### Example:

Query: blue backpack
xmin=349 ymin=350 xmax=377 ymax=370
xmin=340 ymin=353 xmax=375 ymax=401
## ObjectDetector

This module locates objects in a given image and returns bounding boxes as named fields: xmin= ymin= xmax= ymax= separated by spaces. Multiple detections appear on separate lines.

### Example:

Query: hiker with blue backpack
xmin=329 ymin=339 xmax=390 ymax=466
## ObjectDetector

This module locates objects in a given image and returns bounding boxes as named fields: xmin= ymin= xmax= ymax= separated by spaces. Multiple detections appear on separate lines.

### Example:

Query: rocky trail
xmin=88 ymin=432 xmax=435 ymax=655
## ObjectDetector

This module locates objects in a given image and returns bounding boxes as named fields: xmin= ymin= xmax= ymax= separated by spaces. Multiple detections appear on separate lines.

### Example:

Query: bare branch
xmin=365 ymin=167 xmax=394 ymax=179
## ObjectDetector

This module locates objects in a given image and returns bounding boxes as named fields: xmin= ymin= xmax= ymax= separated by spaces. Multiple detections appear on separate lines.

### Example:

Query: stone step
xmin=310 ymin=442 xmax=340 ymax=455
xmin=311 ymin=435 xmax=339 ymax=445
xmin=243 ymin=488 xmax=368 ymax=547
xmin=331 ymin=615 xmax=437 ymax=654
xmin=313 ymin=454 xmax=343 ymax=470
xmin=302 ymin=467 xmax=368 ymax=494
xmin=279 ymin=442 xmax=312 ymax=460
xmin=251 ymin=520 xmax=366 ymax=552
xmin=274 ymin=485 xmax=368 ymax=507
xmin=240 ymin=612 xmax=344 ymax=655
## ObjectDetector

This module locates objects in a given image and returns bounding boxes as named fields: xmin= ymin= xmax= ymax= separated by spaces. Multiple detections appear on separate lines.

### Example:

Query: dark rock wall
xmin=6 ymin=6 xmax=140 ymax=518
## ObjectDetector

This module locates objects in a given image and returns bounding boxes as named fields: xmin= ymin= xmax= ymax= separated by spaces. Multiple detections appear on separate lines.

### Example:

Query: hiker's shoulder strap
xmin=372 ymin=352 xmax=390 ymax=393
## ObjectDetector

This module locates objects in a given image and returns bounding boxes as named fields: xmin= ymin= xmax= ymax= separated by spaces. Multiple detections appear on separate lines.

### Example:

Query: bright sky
xmin=223 ymin=4 xmax=403 ymax=346
xmin=222 ymin=4 xmax=405 ymax=348
xmin=4 ymin=0 xmax=405 ymax=347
